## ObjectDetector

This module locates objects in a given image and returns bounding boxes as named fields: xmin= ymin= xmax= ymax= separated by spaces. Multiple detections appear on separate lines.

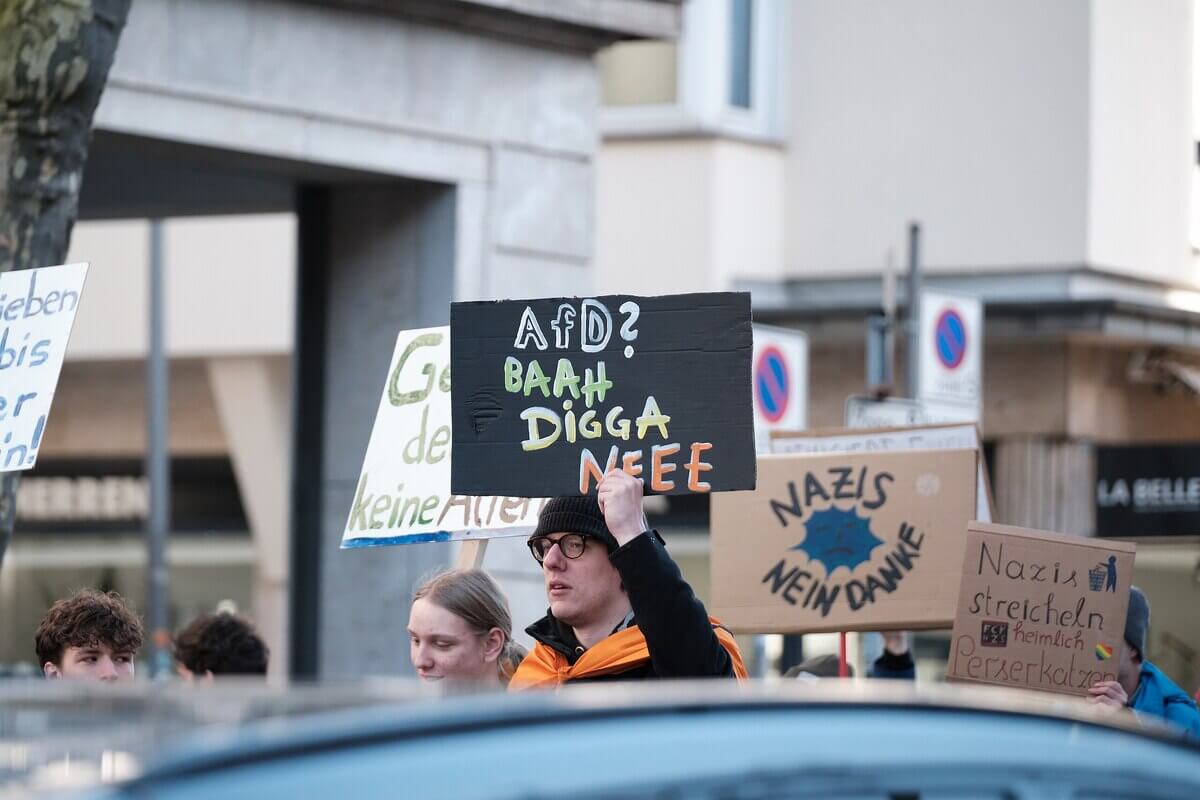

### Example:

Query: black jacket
xmin=869 ymin=649 xmax=916 ymax=680
xmin=524 ymin=531 xmax=736 ymax=682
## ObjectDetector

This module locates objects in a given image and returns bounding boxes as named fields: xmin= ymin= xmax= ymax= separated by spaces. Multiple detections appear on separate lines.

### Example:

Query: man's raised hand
xmin=597 ymin=468 xmax=645 ymax=546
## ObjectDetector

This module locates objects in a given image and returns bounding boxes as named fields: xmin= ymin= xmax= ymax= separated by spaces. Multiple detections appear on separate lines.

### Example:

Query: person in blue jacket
xmin=1089 ymin=586 xmax=1200 ymax=740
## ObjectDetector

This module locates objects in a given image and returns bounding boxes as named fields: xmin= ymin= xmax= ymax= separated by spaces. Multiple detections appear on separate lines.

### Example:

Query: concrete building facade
xmin=0 ymin=0 xmax=682 ymax=678
xmin=596 ymin=0 xmax=1200 ymax=687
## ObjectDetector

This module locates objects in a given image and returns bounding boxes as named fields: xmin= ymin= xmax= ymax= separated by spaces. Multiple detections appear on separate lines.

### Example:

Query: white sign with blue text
xmin=0 ymin=263 xmax=88 ymax=473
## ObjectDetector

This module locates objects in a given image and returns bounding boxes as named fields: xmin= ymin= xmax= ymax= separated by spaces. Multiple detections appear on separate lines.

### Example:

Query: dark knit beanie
xmin=1124 ymin=585 xmax=1150 ymax=659
xmin=530 ymin=496 xmax=619 ymax=554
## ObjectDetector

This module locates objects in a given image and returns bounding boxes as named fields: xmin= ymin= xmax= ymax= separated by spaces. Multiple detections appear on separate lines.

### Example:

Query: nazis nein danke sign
xmin=712 ymin=449 xmax=978 ymax=633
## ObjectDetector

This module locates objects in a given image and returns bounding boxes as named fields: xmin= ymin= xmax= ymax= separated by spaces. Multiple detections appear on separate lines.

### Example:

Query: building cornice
xmin=741 ymin=267 xmax=1200 ymax=349
xmin=310 ymin=0 xmax=682 ymax=51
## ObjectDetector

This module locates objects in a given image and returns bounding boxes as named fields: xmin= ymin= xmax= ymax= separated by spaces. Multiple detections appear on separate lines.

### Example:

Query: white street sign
xmin=845 ymin=396 xmax=924 ymax=428
xmin=918 ymin=290 xmax=982 ymax=421
xmin=846 ymin=395 xmax=981 ymax=428
xmin=752 ymin=324 xmax=808 ymax=453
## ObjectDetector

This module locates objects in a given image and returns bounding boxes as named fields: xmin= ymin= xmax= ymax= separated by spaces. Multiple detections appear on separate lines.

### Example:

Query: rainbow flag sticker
xmin=1095 ymin=643 xmax=1114 ymax=661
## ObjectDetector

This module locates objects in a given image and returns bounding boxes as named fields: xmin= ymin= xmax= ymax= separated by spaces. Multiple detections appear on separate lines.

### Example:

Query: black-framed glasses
xmin=528 ymin=534 xmax=587 ymax=564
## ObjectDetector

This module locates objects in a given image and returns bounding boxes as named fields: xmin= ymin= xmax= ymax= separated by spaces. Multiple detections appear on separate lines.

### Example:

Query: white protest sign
xmin=0 ymin=263 xmax=88 ymax=472
xmin=771 ymin=422 xmax=993 ymax=522
xmin=342 ymin=326 xmax=545 ymax=549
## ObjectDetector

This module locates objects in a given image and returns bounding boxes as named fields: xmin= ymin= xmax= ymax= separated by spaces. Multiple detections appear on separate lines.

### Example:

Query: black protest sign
xmin=449 ymin=292 xmax=755 ymax=497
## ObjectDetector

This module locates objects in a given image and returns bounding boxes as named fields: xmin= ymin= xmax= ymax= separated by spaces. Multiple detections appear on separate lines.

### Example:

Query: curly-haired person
xmin=35 ymin=589 xmax=144 ymax=681
xmin=173 ymin=611 xmax=269 ymax=681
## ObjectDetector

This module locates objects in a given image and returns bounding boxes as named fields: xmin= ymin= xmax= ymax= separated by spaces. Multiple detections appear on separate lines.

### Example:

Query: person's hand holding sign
xmin=597 ymin=468 xmax=646 ymax=546
xmin=1087 ymin=679 xmax=1129 ymax=712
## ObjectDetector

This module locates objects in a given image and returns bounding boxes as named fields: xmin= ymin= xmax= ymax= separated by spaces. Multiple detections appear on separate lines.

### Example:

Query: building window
xmin=729 ymin=0 xmax=753 ymax=109
xmin=598 ymin=41 xmax=678 ymax=107
xmin=598 ymin=0 xmax=784 ymax=143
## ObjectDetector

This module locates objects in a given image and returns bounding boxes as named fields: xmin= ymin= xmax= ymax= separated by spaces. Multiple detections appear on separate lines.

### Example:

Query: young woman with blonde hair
xmin=407 ymin=568 xmax=526 ymax=687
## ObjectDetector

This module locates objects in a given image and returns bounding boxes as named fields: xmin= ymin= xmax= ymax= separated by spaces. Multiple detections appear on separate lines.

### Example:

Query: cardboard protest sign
xmin=947 ymin=522 xmax=1135 ymax=697
xmin=0 ymin=263 xmax=88 ymax=472
xmin=712 ymin=448 xmax=977 ymax=634
xmin=342 ymin=326 xmax=546 ymax=549
xmin=771 ymin=423 xmax=994 ymax=522
xmin=449 ymin=292 xmax=755 ymax=497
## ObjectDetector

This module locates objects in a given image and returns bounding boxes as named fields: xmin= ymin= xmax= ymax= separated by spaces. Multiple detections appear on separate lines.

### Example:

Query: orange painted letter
xmin=686 ymin=442 xmax=713 ymax=492
xmin=579 ymin=447 xmax=606 ymax=493
xmin=579 ymin=446 xmax=621 ymax=493
xmin=622 ymin=449 xmax=643 ymax=479
xmin=650 ymin=443 xmax=680 ymax=492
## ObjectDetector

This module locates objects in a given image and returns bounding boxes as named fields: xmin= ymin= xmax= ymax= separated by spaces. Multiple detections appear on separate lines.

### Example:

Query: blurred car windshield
xmin=3 ymin=680 xmax=1185 ymax=800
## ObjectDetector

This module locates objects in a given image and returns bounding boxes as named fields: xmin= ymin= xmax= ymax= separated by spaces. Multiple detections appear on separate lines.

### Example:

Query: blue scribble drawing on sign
xmin=791 ymin=506 xmax=884 ymax=577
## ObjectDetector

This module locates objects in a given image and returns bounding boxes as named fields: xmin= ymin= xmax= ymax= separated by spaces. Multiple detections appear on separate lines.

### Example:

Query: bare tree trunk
xmin=0 ymin=0 xmax=132 ymax=568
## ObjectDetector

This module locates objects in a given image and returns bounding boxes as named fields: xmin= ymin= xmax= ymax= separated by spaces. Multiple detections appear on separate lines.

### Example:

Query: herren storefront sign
xmin=15 ymin=458 xmax=247 ymax=534
xmin=18 ymin=475 xmax=148 ymax=522
xmin=1095 ymin=444 xmax=1200 ymax=539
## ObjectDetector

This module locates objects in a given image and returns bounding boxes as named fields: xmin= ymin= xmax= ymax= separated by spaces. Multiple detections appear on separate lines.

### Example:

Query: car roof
xmin=108 ymin=680 xmax=1199 ymax=793
xmin=4 ymin=680 xmax=1197 ymax=797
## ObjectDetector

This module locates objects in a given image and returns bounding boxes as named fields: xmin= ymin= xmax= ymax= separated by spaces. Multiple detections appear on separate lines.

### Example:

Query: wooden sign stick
xmin=456 ymin=539 xmax=488 ymax=569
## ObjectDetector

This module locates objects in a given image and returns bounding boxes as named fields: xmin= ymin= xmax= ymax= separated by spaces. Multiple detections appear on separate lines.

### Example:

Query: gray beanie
xmin=1124 ymin=585 xmax=1150 ymax=659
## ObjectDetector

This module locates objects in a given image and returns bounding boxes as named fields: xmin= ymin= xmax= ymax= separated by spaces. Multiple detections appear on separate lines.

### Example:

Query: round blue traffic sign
xmin=755 ymin=346 xmax=789 ymax=423
xmin=935 ymin=309 xmax=967 ymax=369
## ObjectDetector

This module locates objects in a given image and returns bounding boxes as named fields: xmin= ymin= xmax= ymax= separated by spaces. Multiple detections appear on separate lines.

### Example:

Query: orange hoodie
xmin=510 ymin=618 xmax=747 ymax=689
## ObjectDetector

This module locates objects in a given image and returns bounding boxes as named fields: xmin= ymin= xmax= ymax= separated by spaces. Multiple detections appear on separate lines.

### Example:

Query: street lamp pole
xmin=146 ymin=218 xmax=171 ymax=677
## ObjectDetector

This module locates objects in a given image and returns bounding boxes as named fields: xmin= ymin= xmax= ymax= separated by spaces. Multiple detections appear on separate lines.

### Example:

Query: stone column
xmin=295 ymin=181 xmax=457 ymax=679
xmin=207 ymin=355 xmax=292 ymax=683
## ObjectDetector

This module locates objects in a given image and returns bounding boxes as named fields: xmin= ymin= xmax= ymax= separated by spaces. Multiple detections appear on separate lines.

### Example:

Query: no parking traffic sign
xmin=934 ymin=308 xmax=967 ymax=369
xmin=752 ymin=325 xmax=807 ymax=452
xmin=755 ymin=346 xmax=789 ymax=424
xmin=918 ymin=291 xmax=981 ymax=421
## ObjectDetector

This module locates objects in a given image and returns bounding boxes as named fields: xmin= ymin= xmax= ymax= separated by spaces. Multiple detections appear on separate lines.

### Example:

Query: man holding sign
xmin=443 ymin=291 xmax=752 ymax=686
xmin=509 ymin=469 xmax=746 ymax=687
xmin=1088 ymin=587 xmax=1200 ymax=739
